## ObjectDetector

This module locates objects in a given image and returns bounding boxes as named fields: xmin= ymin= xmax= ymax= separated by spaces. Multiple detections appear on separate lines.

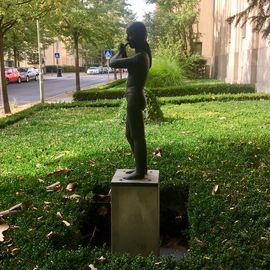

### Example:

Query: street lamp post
xmin=36 ymin=20 xmax=44 ymax=104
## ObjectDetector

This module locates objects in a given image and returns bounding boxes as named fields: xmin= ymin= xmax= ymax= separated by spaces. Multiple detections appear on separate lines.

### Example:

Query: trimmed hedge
xmin=151 ymin=83 xmax=255 ymax=97
xmin=73 ymin=88 xmax=125 ymax=101
xmin=44 ymin=65 xmax=85 ymax=73
xmin=73 ymin=82 xmax=255 ymax=102
xmin=160 ymin=93 xmax=270 ymax=105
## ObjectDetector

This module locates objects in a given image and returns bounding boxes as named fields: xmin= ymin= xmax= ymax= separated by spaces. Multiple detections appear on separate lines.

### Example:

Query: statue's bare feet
xmin=124 ymin=171 xmax=145 ymax=180
xmin=125 ymin=169 xmax=135 ymax=174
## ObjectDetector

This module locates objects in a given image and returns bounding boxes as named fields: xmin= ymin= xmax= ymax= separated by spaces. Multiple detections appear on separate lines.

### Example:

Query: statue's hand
xmin=118 ymin=43 xmax=127 ymax=57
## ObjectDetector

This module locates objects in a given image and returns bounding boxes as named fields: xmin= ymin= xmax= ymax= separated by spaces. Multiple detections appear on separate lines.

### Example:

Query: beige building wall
xmin=43 ymin=39 xmax=84 ymax=67
xmin=197 ymin=0 xmax=214 ymax=64
xmin=17 ymin=39 xmax=84 ymax=69
xmin=210 ymin=0 xmax=270 ymax=92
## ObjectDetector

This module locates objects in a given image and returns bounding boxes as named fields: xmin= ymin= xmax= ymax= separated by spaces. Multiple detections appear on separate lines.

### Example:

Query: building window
xmin=193 ymin=42 xmax=202 ymax=55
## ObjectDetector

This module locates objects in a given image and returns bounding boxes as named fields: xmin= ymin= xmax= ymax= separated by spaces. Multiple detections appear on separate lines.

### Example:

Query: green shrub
xmin=146 ymin=55 xmax=186 ymax=88
xmin=117 ymin=88 xmax=164 ymax=123
xmin=144 ymin=88 xmax=164 ymax=122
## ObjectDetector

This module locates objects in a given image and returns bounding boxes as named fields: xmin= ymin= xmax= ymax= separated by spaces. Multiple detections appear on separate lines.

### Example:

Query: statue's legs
xmin=124 ymin=100 xmax=147 ymax=179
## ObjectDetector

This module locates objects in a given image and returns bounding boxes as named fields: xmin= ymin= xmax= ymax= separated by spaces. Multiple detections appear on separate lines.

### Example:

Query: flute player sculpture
xmin=109 ymin=21 xmax=152 ymax=180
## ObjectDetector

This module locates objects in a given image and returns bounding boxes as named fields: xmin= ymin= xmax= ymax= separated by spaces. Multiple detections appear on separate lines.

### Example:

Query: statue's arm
xmin=109 ymin=55 xmax=136 ymax=69
xmin=109 ymin=43 xmax=137 ymax=69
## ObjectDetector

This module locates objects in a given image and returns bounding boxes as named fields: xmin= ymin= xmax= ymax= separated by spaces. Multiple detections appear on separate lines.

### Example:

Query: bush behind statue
xmin=118 ymin=88 xmax=164 ymax=123
xmin=146 ymin=37 xmax=206 ymax=88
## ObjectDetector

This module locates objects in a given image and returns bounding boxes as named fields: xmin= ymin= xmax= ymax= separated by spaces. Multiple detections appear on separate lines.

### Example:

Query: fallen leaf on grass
xmin=54 ymin=153 xmax=66 ymax=160
xmin=47 ymin=168 xmax=71 ymax=177
xmin=47 ymin=231 xmax=56 ymax=238
xmin=62 ymin=220 xmax=71 ymax=227
xmin=66 ymin=182 xmax=76 ymax=192
xmin=63 ymin=194 xmax=81 ymax=202
xmin=211 ymin=184 xmax=219 ymax=196
xmin=96 ymin=256 xmax=106 ymax=263
xmin=56 ymin=211 xmax=63 ymax=220
xmin=0 ymin=217 xmax=5 ymax=224
xmin=0 ymin=224 xmax=9 ymax=242
xmin=6 ymin=244 xmax=19 ymax=256
xmin=0 ymin=200 xmax=32 ymax=218
xmin=258 ymin=161 xmax=268 ymax=169
xmin=88 ymin=264 xmax=98 ymax=270
xmin=15 ymin=191 xmax=25 ymax=196
xmin=221 ymin=239 xmax=228 ymax=244
xmin=46 ymin=181 xmax=61 ymax=192
xmin=38 ymin=178 xmax=45 ymax=183
xmin=153 ymin=147 xmax=162 ymax=157
xmin=195 ymin=237 xmax=204 ymax=247
xmin=43 ymin=202 xmax=51 ymax=211
xmin=88 ymin=159 xmax=96 ymax=166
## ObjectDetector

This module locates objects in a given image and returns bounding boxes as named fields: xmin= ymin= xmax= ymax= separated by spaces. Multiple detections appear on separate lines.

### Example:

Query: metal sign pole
xmin=104 ymin=50 xmax=112 ymax=81
xmin=107 ymin=59 xmax=110 ymax=81
xmin=37 ymin=20 xmax=44 ymax=105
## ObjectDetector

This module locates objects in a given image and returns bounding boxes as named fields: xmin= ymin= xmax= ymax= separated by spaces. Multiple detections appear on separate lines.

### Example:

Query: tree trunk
xmin=0 ymin=29 xmax=11 ymax=114
xmin=74 ymin=31 xmax=80 ymax=92
xmin=13 ymin=46 xmax=18 ymax=67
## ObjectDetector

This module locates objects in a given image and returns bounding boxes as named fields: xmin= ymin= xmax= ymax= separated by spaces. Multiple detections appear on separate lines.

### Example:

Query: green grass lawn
xmin=0 ymin=100 xmax=270 ymax=269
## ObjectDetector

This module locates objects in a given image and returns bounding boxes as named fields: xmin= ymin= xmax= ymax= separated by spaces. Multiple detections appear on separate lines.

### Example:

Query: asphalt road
xmin=1 ymin=72 xmax=122 ymax=105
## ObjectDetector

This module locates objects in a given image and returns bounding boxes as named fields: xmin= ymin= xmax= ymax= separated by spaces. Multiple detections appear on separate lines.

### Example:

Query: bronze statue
xmin=110 ymin=21 xmax=152 ymax=180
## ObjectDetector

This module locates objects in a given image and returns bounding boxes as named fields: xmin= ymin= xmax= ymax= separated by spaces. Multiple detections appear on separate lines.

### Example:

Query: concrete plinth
xmin=111 ymin=169 xmax=160 ymax=257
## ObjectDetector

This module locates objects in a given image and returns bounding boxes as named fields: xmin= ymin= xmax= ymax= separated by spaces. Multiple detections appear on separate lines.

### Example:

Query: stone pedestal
xmin=111 ymin=169 xmax=160 ymax=256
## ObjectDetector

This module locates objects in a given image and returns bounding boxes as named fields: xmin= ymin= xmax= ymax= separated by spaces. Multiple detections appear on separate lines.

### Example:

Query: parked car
xmin=5 ymin=67 xmax=21 ymax=84
xmin=17 ymin=67 xmax=39 ymax=82
xmin=86 ymin=67 xmax=100 ymax=75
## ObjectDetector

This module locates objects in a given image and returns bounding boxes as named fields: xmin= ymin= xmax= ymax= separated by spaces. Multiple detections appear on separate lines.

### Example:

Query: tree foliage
xmin=50 ymin=0 xmax=131 ymax=91
xmin=145 ymin=0 xmax=200 ymax=53
xmin=227 ymin=0 xmax=270 ymax=38
xmin=0 ymin=0 xmax=55 ymax=114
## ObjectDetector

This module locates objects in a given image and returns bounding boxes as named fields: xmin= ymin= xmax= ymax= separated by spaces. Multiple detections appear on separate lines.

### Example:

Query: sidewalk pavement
xmin=45 ymin=73 xmax=115 ymax=103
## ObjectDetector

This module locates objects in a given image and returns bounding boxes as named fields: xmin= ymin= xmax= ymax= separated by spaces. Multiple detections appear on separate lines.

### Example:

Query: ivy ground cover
xmin=0 ymin=100 xmax=270 ymax=269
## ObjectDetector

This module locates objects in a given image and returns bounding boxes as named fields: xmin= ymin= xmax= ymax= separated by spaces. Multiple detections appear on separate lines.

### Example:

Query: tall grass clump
xmin=146 ymin=37 xmax=201 ymax=88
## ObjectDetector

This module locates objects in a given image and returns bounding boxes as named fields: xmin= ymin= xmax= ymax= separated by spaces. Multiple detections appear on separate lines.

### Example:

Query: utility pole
xmin=37 ymin=20 xmax=44 ymax=104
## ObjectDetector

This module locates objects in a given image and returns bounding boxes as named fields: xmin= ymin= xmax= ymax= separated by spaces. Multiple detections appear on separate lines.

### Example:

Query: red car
xmin=5 ymin=67 xmax=21 ymax=84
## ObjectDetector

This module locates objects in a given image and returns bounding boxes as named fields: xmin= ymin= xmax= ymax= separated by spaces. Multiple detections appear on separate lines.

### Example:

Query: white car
xmin=86 ymin=67 xmax=100 ymax=75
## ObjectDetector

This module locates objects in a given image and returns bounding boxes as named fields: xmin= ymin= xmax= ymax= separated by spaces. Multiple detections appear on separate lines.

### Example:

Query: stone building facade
xmin=198 ymin=0 xmax=270 ymax=92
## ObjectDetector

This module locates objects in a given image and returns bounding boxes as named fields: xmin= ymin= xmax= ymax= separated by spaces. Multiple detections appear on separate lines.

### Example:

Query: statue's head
xmin=126 ymin=21 xmax=147 ymax=49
